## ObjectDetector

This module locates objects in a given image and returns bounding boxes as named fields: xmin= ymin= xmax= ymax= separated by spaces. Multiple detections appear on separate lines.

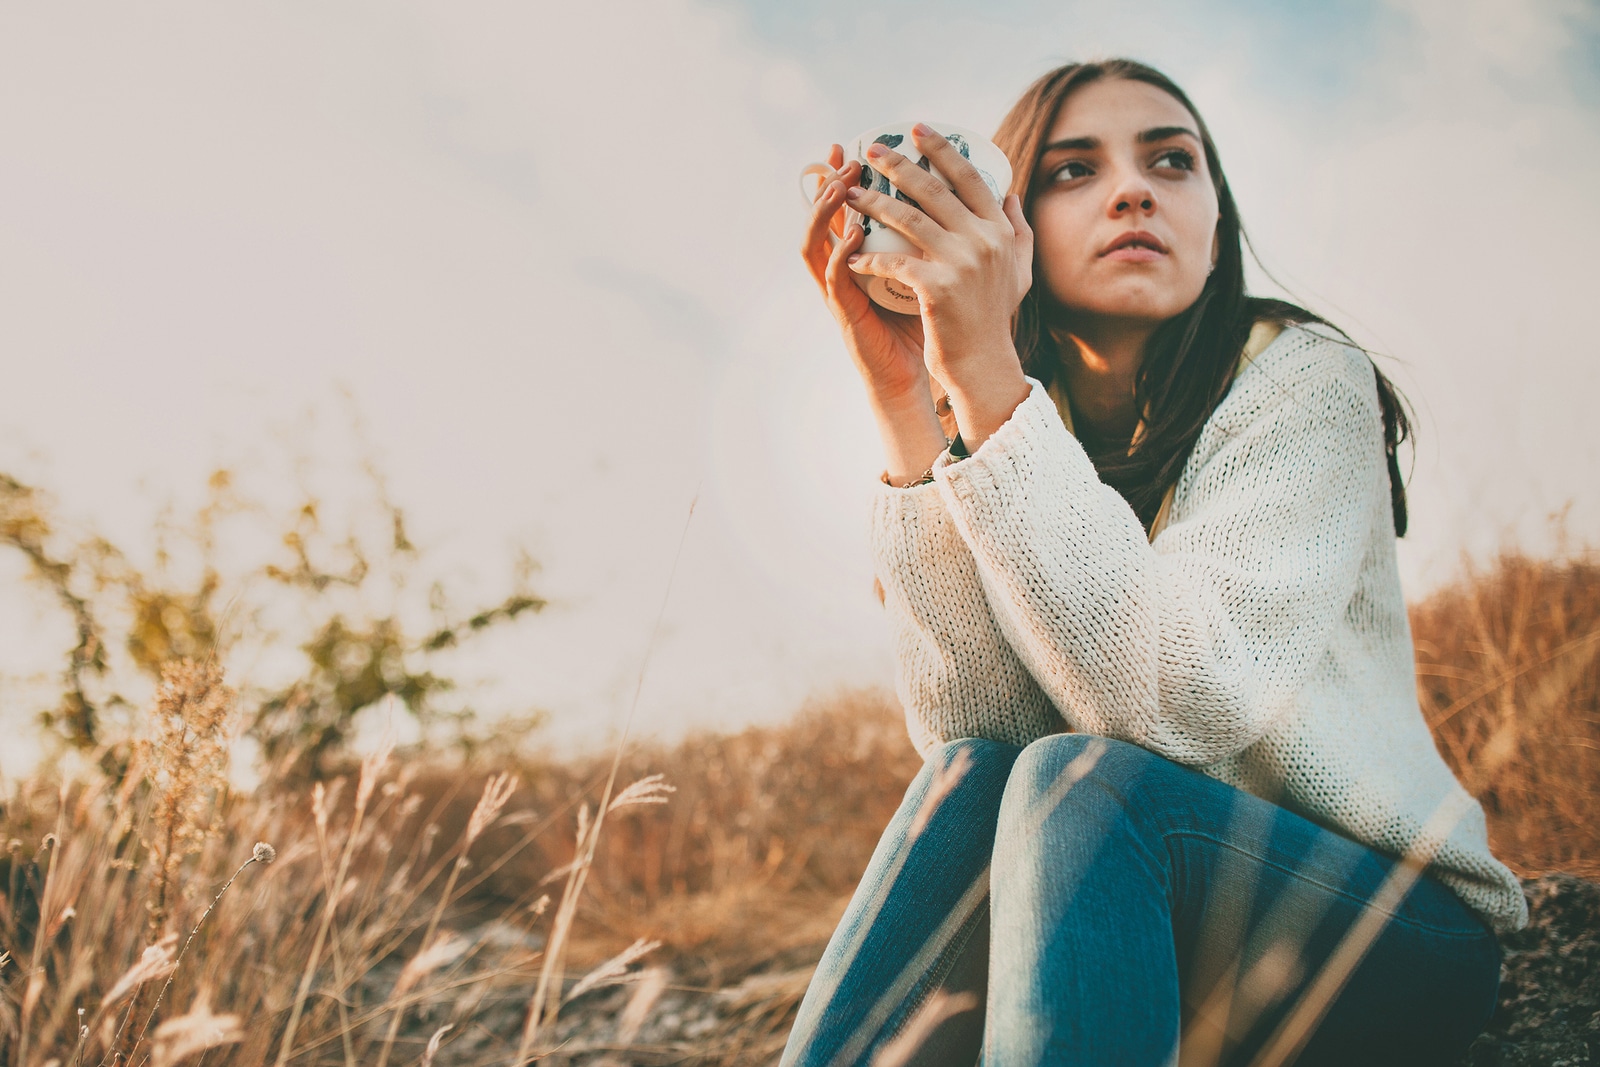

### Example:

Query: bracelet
xmin=881 ymin=467 xmax=936 ymax=489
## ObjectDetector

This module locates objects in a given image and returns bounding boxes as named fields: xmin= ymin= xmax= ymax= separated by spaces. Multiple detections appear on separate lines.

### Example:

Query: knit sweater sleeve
xmin=931 ymin=334 xmax=1389 ymax=765
xmin=870 ymin=480 xmax=1066 ymax=757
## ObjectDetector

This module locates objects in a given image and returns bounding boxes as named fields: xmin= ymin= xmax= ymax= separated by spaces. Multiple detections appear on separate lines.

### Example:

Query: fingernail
xmin=845 ymin=186 xmax=862 ymax=201
xmin=847 ymin=253 xmax=861 ymax=264
xmin=865 ymin=142 xmax=887 ymax=159
xmin=913 ymin=122 xmax=934 ymax=137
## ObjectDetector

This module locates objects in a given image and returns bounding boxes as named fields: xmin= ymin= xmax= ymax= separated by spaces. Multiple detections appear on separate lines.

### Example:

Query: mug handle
xmin=800 ymin=162 xmax=843 ymax=247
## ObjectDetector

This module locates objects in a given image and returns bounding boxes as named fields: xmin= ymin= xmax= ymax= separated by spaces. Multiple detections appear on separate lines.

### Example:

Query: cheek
xmin=1030 ymin=201 xmax=1093 ymax=293
xmin=1169 ymin=192 xmax=1219 ymax=277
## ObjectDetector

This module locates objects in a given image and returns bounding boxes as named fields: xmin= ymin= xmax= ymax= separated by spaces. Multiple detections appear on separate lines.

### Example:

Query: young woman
xmin=784 ymin=60 xmax=1526 ymax=1067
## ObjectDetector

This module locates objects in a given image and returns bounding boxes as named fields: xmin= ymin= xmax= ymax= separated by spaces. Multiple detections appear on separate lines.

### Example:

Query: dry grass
xmin=0 ymin=552 xmax=1595 ymax=1065
xmin=1413 ymin=549 xmax=1600 ymax=878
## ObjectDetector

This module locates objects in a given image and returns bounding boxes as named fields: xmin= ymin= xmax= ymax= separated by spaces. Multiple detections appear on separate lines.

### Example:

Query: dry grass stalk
xmin=148 ymin=994 xmax=243 ymax=1067
xmin=607 ymin=774 xmax=676 ymax=813
xmin=1243 ymin=792 xmax=1478 ymax=1067
xmin=514 ymin=495 xmax=698 ymax=1064
xmin=907 ymin=747 xmax=971 ymax=842
xmin=869 ymin=990 xmax=980 ymax=1067
xmin=374 ymin=771 xmax=521 ymax=1067
xmin=563 ymin=937 xmax=662 ymax=1004
xmin=0 ymin=552 xmax=1590 ymax=1066
xmin=102 ymin=935 xmax=177 ymax=1009
xmin=272 ymin=742 xmax=390 ymax=1067
xmin=615 ymin=966 xmax=669 ymax=1045
xmin=1413 ymin=549 xmax=1600 ymax=875
xmin=1181 ymin=551 xmax=1600 ymax=1066
xmin=420 ymin=1023 xmax=454 ymax=1067
xmin=135 ymin=843 xmax=276 ymax=1050
xmin=138 ymin=660 xmax=235 ymax=938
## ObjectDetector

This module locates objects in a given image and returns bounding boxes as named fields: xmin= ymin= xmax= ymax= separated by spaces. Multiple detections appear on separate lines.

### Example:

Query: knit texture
xmin=869 ymin=325 xmax=1528 ymax=934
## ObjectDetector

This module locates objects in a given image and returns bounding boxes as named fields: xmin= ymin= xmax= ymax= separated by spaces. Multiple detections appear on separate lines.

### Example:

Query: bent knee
xmin=926 ymin=736 xmax=1025 ymax=773
xmin=1002 ymin=733 xmax=1168 ymax=817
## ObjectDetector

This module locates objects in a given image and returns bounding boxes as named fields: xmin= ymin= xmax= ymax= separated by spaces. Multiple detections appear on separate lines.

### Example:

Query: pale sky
xmin=2 ymin=0 xmax=1596 ymax=770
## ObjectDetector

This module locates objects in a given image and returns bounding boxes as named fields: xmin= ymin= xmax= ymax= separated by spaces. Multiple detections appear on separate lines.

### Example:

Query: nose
xmin=1106 ymin=165 xmax=1157 ymax=218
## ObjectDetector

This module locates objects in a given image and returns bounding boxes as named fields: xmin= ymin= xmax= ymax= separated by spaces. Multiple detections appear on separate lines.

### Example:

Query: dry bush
xmin=0 ymin=664 xmax=567 ymax=1066
xmin=1 ymin=553 xmax=1595 ymax=1066
xmin=464 ymin=690 xmax=922 ymax=984
xmin=1 ymin=463 xmax=545 ymax=777
xmin=1413 ymin=549 xmax=1600 ymax=878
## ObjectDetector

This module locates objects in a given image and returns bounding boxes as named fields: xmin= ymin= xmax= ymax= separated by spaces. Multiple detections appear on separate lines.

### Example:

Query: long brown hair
xmin=993 ymin=59 xmax=1412 ymax=536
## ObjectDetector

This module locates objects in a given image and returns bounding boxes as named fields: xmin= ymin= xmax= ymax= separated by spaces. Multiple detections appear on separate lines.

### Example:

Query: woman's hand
xmin=802 ymin=144 xmax=948 ymax=483
xmin=842 ymin=124 xmax=1035 ymax=448
xmin=801 ymin=144 xmax=932 ymax=411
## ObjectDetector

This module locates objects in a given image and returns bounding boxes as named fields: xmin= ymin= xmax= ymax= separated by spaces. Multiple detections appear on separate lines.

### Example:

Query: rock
xmin=1462 ymin=874 xmax=1600 ymax=1066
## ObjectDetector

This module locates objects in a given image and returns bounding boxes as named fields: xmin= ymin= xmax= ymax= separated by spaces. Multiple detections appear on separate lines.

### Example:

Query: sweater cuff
xmin=931 ymin=375 xmax=1080 ymax=477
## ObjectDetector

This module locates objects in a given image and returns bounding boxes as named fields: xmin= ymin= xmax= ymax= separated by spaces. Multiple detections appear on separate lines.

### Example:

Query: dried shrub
xmin=1413 ymin=550 xmax=1600 ymax=878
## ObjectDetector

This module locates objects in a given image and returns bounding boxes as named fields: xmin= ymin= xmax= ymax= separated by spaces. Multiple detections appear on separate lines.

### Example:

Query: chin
xmin=1051 ymin=274 xmax=1205 ymax=325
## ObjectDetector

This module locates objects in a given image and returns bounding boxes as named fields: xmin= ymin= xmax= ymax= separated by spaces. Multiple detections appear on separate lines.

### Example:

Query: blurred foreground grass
xmin=0 ymin=549 xmax=1595 ymax=1065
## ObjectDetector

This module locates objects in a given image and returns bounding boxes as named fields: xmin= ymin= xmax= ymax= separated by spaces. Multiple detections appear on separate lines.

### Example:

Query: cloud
xmin=0 ymin=0 xmax=1594 ymax=755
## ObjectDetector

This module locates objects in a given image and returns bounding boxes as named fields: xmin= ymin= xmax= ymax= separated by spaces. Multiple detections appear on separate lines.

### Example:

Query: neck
xmin=1051 ymin=318 xmax=1156 ymax=442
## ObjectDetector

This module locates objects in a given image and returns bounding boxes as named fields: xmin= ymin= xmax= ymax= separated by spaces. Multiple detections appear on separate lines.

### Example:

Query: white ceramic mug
xmin=801 ymin=121 xmax=1013 ymax=314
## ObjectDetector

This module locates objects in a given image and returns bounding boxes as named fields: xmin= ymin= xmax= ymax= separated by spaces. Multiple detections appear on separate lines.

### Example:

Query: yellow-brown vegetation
xmin=0 ymin=550 xmax=1595 ymax=1065
xmin=1413 ymin=550 xmax=1600 ymax=879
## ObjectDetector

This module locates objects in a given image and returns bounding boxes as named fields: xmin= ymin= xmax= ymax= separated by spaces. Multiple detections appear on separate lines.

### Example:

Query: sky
xmin=1 ymin=0 xmax=1597 ymax=770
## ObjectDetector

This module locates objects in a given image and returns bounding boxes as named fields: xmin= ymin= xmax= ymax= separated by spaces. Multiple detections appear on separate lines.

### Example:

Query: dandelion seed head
xmin=252 ymin=841 xmax=277 ymax=864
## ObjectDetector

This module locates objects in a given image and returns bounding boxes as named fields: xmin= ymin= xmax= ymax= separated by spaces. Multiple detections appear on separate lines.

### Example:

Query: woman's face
xmin=1029 ymin=77 xmax=1220 ymax=329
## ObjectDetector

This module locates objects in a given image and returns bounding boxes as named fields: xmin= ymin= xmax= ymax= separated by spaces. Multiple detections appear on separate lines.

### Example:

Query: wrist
xmin=873 ymin=402 xmax=947 ymax=488
xmin=927 ymin=331 xmax=1021 ymax=399
xmin=946 ymin=366 xmax=1031 ymax=453
xmin=865 ymin=377 xmax=935 ymax=420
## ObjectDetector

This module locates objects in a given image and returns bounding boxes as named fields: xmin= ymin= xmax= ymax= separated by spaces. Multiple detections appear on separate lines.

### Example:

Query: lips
xmin=1100 ymin=230 xmax=1170 ymax=256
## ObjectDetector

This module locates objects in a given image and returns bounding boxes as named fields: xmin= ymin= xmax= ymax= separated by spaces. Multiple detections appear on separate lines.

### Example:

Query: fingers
xmin=910 ymin=124 xmax=1008 ymax=225
xmin=844 ymin=247 xmax=925 ymax=295
xmin=1003 ymin=193 xmax=1035 ymax=301
xmin=801 ymin=177 xmax=847 ymax=289
xmin=843 ymin=181 xmax=946 ymax=255
xmin=801 ymin=159 xmax=864 ymax=289
xmin=859 ymin=138 xmax=969 ymax=233
xmin=825 ymin=222 xmax=874 ymax=319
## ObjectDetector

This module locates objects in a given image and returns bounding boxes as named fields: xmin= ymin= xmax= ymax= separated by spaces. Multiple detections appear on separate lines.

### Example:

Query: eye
xmin=1152 ymin=148 xmax=1196 ymax=172
xmin=1049 ymin=160 xmax=1094 ymax=182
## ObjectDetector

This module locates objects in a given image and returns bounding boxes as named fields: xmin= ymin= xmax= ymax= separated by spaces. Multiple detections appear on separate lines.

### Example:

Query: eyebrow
xmin=1038 ymin=125 xmax=1202 ymax=154
xmin=1137 ymin=125 xmax=1201 ymax=144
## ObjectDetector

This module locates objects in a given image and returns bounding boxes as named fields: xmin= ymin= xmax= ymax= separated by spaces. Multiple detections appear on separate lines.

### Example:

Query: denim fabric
xmin=780 ymin=735 xmax=1502 ymax=1067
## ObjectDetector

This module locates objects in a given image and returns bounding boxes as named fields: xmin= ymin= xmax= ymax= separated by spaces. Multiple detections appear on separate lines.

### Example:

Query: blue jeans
xmin=780 ymin=735 xmax=1502 ymax=1067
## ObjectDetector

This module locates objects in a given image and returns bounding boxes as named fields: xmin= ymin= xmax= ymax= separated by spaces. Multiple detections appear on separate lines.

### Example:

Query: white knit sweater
xmin=870 ymin=325 xmax=1528 ymax=934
